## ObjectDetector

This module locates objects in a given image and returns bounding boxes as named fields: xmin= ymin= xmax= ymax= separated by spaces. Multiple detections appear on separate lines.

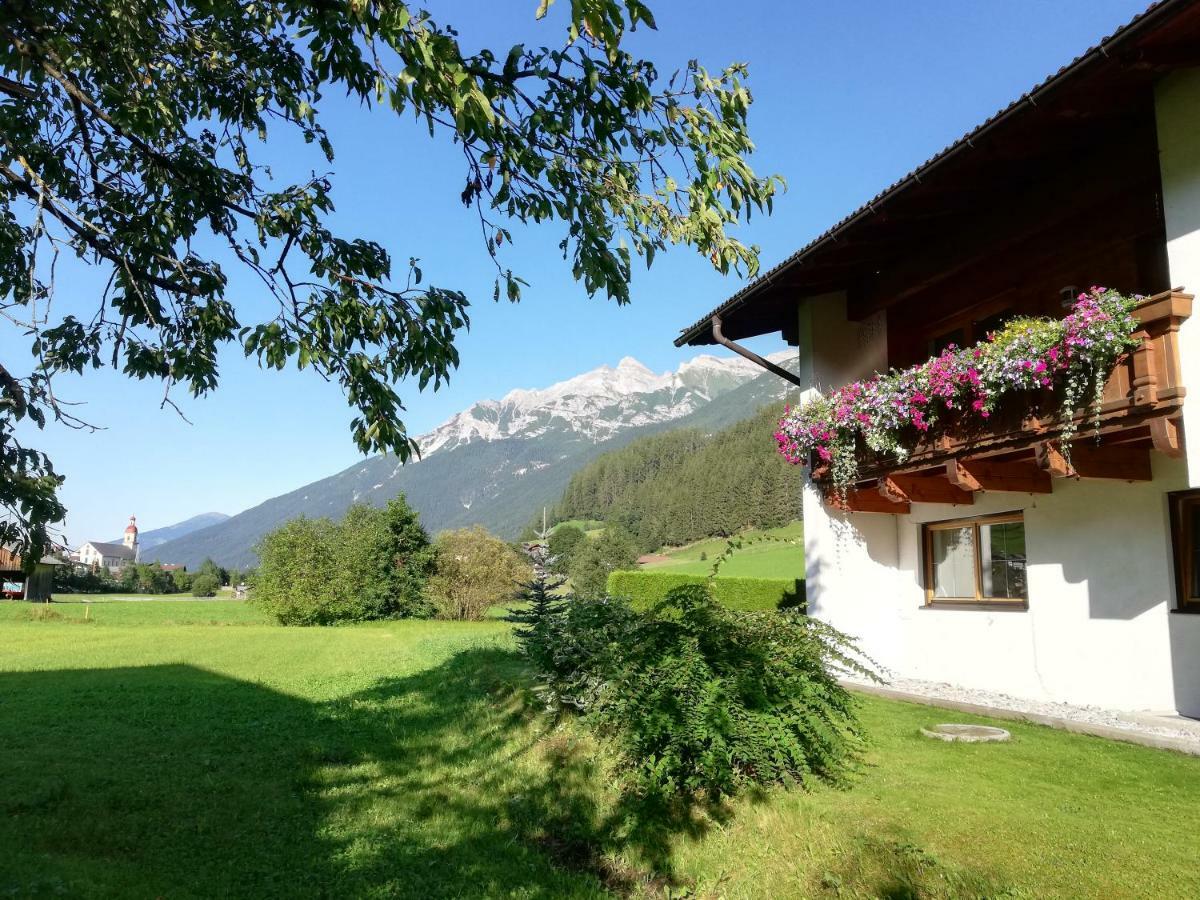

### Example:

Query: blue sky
xmin=2 ymin=0 xmax=1149 ymax=546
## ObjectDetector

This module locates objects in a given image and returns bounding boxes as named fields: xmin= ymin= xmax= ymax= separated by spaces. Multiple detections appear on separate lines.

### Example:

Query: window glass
xmin=930 ymin=527 xmax=975 ymax=598
xmin=974 ymin=311 xmax=1012 ymax=341
xmin=930 ymin=328 xmax=965 ymax=356
xmin=1189 ymin=503 xmax=1200 ymax=600
xmin=980 ymin=521 xmax=1027 ymax=599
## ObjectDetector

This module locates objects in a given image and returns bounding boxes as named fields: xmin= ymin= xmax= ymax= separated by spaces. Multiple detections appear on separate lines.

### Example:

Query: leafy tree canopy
xmin=429 ymin=525 xmax=527 ymax=620
xmin=252 ymin=496 xmax=435 ymax=624
xmin=546 ymin=523 xmax=586 ymax=573
xmin=568 ymin=523 xmax=637 ymax=597
xmin=0 ymin=0 xmax=779 ymax=562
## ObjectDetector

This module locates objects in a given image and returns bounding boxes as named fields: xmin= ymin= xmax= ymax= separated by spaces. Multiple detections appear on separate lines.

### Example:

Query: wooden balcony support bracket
xmin=1036 ymin=440 xmax=1152 ymax=481
xmin=880 ymin=473 xmax=974 ymax=506
xmin=1035 ymin=441 xmax=1074 ymax=478
xmin=1150 ymin=415 xmax=1184 ymax=458
xmin=947 ymin=458 xmax=1052 ymax=494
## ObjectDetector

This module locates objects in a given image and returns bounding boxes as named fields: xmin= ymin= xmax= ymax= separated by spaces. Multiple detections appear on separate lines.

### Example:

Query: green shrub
xmin=191 ymin=574 xmax=220 ymax=597
xmin=569 ymin=525 xmax=638 ymax=598
xmin=528 ymin=585 xmax=871 ymax=799
xmin=252 ymin=496 xmax=436 ymax=625
xmin=606 ymin=570 xmax=803 ymax=611
xmin=547 ymin=525 xmax=585 ymax=574
xmin=428 ymin=526 xmax=527 ymax=620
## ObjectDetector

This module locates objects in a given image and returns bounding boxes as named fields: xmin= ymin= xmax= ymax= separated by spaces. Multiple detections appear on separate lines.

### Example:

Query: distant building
xmin=75 ymin=516 xmax=140 ymax=573
xmin=1 ymin=544 xmax=67 ymax=601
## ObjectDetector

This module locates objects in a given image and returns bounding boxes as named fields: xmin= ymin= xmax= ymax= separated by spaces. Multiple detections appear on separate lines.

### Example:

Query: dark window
xmin=1169 ymin=492 xmax=1200 ymax=612
xmin=927 ymin=309 xmax=1014 ymax=358
xmin=923 ymin=513 xmax=1027 ymax=606
xmin=929 ymin=328 xmax=965 ymax=357
xmin=974 ymin=310 xmax=1013 ymax=342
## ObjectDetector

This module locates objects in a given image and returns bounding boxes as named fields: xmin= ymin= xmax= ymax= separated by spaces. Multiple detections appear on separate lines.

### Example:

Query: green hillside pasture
xmin=553 ymin=518 xmax=606 ymax=538
xmin=2 ymin=603 xmax=1198 ymax=898
xmin=641 ymin=521 xmax=804 ymax=579
xmin=607 ymin=571 xmax=802 ymax=612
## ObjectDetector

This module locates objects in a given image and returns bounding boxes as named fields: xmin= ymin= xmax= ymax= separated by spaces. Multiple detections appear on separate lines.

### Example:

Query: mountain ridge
xmin=151 ymin=352 xmax=798 ymax=568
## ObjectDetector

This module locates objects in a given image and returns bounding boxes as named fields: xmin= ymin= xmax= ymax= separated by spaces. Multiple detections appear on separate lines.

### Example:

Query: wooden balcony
xmin=823 ymin=290 xmax=1193 ymax=514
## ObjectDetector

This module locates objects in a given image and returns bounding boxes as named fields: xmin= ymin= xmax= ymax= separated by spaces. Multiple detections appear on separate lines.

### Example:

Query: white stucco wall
xmin=805 ymin=456 xmax=1195 ymax=714
xmin=1156 ymin=67 xmax=1200 ymax=718
xmin=1158 ymin=67 xmax=1200 ymax=488
xmin=796 ymin=292 xmax=887 ymax=397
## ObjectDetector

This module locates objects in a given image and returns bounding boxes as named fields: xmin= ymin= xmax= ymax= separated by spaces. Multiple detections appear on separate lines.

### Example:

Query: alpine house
xmin=675 ymin=0 xmax=1200 ymax=717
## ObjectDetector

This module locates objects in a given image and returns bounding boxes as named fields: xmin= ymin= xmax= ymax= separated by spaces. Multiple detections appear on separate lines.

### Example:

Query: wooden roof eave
xmin=676 ymin=0 xmax=1200 ymax=349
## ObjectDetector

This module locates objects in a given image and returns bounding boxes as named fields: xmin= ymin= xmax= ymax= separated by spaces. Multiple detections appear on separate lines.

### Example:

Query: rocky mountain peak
xmin=417 ymin=352 xmax=784 ymax=457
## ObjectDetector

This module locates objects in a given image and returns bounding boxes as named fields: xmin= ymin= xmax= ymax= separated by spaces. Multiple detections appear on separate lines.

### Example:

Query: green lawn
xmin=642 ymin=521 xmax=805 ymax=579
xmin=1 ymin=598 xmax=272 ymax=625
xmin=2 ymin=601 xmax=1197 ymax=898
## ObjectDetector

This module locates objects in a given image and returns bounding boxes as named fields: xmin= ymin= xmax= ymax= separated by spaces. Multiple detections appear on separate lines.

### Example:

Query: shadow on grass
xmin=778 ymin=578 xmax=806 ymax=610
xmin=0 ymin=648 xmax=723 ymax=898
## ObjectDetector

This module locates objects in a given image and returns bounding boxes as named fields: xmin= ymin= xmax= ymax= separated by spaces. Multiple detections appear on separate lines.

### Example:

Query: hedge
xmin=606 ymin=570 xmax=805 ymax=612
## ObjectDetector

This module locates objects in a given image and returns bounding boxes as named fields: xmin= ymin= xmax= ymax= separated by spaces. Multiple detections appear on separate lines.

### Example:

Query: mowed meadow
xmin=2 ymin=600 xmax=1199 ymax=899
xmin=638 ymin=521 xmax=805 ymax=579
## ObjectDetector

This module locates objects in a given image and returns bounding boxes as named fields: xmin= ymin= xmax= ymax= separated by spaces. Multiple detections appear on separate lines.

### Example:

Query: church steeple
xmin=123 ymin=515 xmax=139 ymax=559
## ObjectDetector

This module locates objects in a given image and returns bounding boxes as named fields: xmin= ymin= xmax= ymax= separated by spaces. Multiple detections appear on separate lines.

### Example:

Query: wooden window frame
xmin=1168 ymin=491 xmax=1200 ymax=613
xmin=922 ymin=512 xmax=1028 ymax=608
xmin=925 ymin=305 xmax=1015 ymax=359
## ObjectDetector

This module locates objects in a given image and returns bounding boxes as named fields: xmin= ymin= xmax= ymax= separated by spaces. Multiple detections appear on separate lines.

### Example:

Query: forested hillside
xmin=549 ymin=405 xmax=801 ymax=552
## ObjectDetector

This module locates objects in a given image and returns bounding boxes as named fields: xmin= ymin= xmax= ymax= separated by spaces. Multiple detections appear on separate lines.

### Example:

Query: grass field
xmin=641 ymin=521 xmax=805 ymax=579
xmin=0 ymin=598 xmax=272 ymax=625
xmin=2 ymin=600 xmax=1198 ymax=898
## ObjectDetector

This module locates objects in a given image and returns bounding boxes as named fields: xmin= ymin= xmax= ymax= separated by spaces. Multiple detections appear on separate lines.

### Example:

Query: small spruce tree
xmin=510 ymin=540 xmax=567 ymax=658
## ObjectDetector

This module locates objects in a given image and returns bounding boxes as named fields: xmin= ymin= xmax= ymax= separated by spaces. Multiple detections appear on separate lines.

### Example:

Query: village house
xmin=676 ymin=0 xmax=1200 ymax=718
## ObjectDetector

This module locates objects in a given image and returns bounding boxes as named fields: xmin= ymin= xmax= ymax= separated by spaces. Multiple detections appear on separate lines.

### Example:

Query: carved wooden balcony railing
xmin=822 ymin=289 xmax=1193 ymax=513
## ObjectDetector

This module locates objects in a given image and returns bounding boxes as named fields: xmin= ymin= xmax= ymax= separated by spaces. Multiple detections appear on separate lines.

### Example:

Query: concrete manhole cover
xmin=920 ymin=723 xmax=1011 ymax=743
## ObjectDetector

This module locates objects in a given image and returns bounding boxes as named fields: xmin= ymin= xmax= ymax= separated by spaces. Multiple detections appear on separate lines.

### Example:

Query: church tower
xmin=123 ymin=515 xmax=139 ymax=561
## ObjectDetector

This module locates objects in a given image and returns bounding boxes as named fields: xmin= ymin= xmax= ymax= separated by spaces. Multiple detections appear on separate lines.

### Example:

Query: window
xmin=922 ymin=513 xmax=1027 ymax=606
xmin=927 ymin=309 xmax=1014 ymax=358
xmin=1169 ymin=492 xmax=1200 ymax=612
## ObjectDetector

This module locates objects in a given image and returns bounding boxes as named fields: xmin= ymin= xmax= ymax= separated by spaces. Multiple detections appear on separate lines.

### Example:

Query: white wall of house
xmin=1156 ymin=66 xmax=1200 ymax=717
xmin=805 ymin=457 xmax=1196 ymax=714
xmin=795 ymin=292 xmax=887 ymax=399
xmin=1158 ymin=68 xmax=1200 ymax=487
